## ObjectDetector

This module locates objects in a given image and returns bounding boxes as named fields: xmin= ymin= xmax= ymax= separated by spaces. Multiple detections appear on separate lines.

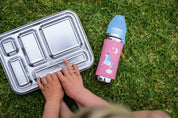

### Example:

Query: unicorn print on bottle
xmin=102 ymin=52 xmax=114 ymax=74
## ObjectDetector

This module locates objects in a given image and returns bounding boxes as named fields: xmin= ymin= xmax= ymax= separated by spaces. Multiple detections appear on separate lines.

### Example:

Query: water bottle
xmin=95 ymin=15 xmax=127 ymax=83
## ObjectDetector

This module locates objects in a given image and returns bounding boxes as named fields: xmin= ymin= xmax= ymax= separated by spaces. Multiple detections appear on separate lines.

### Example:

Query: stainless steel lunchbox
xmin=0 ymin=10 xmax=94 ymax=94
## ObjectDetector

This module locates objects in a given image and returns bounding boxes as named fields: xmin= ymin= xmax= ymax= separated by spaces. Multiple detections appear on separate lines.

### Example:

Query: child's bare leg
xmin=60 ymin=100 xmax=74 ymax=118
xmin=75 ymin=102 xmax=84 ymax=109
xmin=133 ymin=110 xmax=170 ymax=118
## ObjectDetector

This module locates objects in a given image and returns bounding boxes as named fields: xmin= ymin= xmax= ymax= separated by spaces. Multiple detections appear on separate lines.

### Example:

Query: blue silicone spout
xmin=106 ymin=15 xmax=127 ymax=44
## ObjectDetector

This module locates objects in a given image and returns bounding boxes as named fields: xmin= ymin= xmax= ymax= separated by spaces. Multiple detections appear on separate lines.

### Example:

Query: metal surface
xmin=0 ymin=10 xmax=94 ymax=94
xmin=9 ymin=58 xmax=29 ymax=87
xmin=18 ymin=30 xmax=45 ymax=66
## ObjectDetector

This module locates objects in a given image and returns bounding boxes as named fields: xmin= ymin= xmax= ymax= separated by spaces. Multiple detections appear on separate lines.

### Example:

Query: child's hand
xmin=56 ymin=59 xmax=86 ymax=100
xmin=37 ymin=73 xmax=64 ymax=103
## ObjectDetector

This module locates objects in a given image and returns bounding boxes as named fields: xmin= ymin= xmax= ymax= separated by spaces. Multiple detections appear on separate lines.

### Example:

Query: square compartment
xmin=2 ymin=38 xmax=18 ymax=56
xmin=40 ymin=19 xmax=81 ymax=58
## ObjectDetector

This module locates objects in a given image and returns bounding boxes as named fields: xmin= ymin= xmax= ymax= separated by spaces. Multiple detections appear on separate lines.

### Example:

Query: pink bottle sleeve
xmin=96 ymin=39 xmax=123 ymax=79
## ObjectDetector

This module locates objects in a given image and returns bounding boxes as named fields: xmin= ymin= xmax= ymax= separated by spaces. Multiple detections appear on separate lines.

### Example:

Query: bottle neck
xmin=107 ymin=33 xmax=122 ymax=42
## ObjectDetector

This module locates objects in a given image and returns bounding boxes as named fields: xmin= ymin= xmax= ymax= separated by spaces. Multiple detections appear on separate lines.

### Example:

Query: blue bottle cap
xmin=106 ymin=15 xmax=127 ymax=44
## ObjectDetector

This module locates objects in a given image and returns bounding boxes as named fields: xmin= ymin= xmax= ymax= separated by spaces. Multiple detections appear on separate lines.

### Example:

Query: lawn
xmin=0 ymin=0 xmax=177 ymax=117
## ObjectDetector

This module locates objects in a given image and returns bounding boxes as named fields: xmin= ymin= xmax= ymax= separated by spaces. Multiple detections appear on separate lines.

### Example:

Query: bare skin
xmin=60 ymin=101 xmax=73 ymax=118
xmin=56 ymin=59 xmax=109 ymax=107
xmin=37 ymin=73 xmax=64 ymax=118
xmin=37 ymin=59 xmax=170 ymax=118
xmin=133 ymin=110 xmax=170 ymax=118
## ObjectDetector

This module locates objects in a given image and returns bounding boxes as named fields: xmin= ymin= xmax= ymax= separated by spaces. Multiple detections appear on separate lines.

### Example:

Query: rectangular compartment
xmin=9 ymin=58 xmax=29 ymax=86
xmin=1 ymin=38 xmax=18 ymax=56
xmin=34 ymin=53 xmax=86 ymax=78
xmin=40 ymin=18 xmax=81 ymax=58
xmin=19 ymin=30 xmax=45 ymax=66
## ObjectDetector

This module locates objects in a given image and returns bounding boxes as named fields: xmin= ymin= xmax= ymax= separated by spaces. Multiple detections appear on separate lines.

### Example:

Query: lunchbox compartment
xmin=1 ymin=38 xmax=18 ymax=56
xmin=40 ymin=18 xmax=81 ymax=58
xmin=34 ymin=52 xmax=86 ymax=78
xmin=18 ymin=30 xmax=45 ymax=66
xmin=9 ymin=58 xmax=30 ymax=87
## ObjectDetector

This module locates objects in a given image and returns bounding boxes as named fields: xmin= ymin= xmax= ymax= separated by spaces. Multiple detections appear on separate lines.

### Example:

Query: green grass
xmin=0 ymin=0 xmax=177 ymax=117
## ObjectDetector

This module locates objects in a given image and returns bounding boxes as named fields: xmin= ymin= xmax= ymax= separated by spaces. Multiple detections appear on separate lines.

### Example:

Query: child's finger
xmin=37 ymin=77 xmax=44 ymax=90
xmin=64 ymin=59 xmax=74 ymax=75
xmin=41 ymin=77 xmax=47 ymax=85
xmin=61 ymin=67 xmax=70 ymax=77
xmin=56 ymin=71 xmax=65 ymax=83
xmin=72 ymin=63 xmax=81 ymax=76
xmin=51 ymin=73 xmax=58 ymax=81
xmin=46 ymin=74 xmax=52 ymax=82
